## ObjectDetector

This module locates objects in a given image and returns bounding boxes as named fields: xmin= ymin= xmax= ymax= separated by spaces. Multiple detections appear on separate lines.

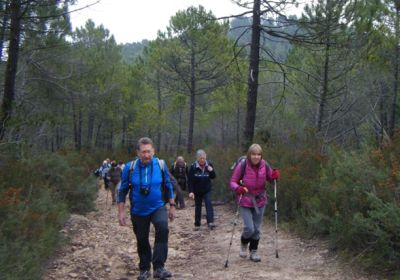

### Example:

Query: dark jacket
xmin=188 ymin=161 xmax=216 ymax=195
xmin=170 ymin=161 xmax=188 ymax=179
xmin=170 ymin=161 xmax=188 ymax=190
xmin=108 ymin=166 xmax=122 ymax=184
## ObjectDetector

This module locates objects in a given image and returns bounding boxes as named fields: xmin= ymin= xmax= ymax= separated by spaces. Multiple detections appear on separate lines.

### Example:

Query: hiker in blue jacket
xmin=118 ymin=137 xmax=176 ymax=280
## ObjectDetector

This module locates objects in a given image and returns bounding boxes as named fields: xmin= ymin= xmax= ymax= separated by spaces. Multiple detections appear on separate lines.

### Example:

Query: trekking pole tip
xmin=224 ymin=260 xmax=229 ymax=268
xmin=276 ymin=251 xmax=279 ymax=258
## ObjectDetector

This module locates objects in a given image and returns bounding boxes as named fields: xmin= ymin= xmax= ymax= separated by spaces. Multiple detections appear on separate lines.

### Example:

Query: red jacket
xmin=229 ymin=159 xmax=273 ymax=208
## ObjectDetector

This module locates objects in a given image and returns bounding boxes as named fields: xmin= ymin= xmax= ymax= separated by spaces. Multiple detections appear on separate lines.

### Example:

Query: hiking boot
xmin=239 ymin=243 xmax=248 ymax=258
xmin=208 ymin=223 xmax=216 ymax=230
xmin=137 ymin=270 xmax=151 ymax=280
xmin=250 ymin=250 xmax=261 ymax=262
xmin=153 ymin=267 xmax=172 ymax=279
xmin=194 ymin=225 xmax=201 ymax=231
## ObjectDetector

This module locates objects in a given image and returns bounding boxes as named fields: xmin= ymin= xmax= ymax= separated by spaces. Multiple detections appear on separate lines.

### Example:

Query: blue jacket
xmin=100 ymin=163 xmax=110 ymax=178
xmin=118 ymin=157 xmax=174 ymax=216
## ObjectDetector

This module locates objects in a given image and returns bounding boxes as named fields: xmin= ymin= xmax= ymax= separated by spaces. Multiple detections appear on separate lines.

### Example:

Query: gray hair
xmin=196 ymin=149 xmax=206 ymax=159
xmin=136 ymin=137 xmax=153 ymax=150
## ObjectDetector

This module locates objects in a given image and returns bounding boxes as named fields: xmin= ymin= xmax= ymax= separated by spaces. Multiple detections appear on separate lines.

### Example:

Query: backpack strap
xmin=158 ymin=159 xmax=169 ymax=203
xmin=158 ymin=159 xmax=165 ymax=173
xmin=239 ymin=156 xmax=247 ymax=182
xmin=127 ymin=158 xmax=138 ymax=189
xmin=129 ymin=158 xmax=138 ymax=174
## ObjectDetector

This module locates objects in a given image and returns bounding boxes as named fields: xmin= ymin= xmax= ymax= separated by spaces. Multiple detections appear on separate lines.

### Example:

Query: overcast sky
xmin=69 ymin=0 xmax=249 ymax=44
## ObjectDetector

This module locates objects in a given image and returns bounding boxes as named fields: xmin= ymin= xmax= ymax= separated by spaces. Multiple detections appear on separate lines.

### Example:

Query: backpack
xmin=231 ymin=156 xmax=247 ymax=183
xmin=93 ymin=168 xmax=101 ymax=177
xmin=231 ymin=156 xmax=270 ymax=184
xmin=127 ymin=158 xmax=170 ymax=203
xmin=172 ymin=161 xmax=187 ymax=178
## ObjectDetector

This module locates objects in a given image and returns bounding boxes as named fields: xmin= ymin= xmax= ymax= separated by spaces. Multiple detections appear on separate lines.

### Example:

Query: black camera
xmin=139 ymin=186 xmax=150 ymax=196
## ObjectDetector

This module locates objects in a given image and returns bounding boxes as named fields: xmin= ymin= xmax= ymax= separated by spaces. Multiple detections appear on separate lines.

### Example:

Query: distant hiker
xmin=118 ymin=161 xmax=125 ymax=173
xmin=116 ymin=161 xmax=125 ymax=192
xmin=117 ymin=137 xmax=176 ymax=280
xmin=167 ymin=171 xmax=185 ymax=209
xmin=188 ymin=149 xmax=216 ymax=230
xmin=107 ymin=160 xmax=121 ymax=205
xmin=99 ymin=160 xmax=111 ymax=189
xmin=229 ymin=144 xmax=280 ymax=262
xmin=169 ymin=156 xmax=188 ymax=209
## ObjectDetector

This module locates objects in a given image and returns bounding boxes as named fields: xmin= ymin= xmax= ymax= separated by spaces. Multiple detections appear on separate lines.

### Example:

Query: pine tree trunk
xmin=316 ymin=40 xmax=330 ymax=132
xmin=0 ymin=0 xmax=22 ymax=140
xmin=86 ymin=111 xmax=95 ymax=148
xmin=243 ymin=0 xmax=261 ymax=148
xmin=221 ymin=113 xmax=225 ymax=144
xmin=77 ymin=109 xmax=82 ymax=150
xmin=187 ymin=49 xmax=196 ymax=154
xmin=177 ymin=107 xmax=182 ymax=152
xmin=156 ymin=72 xmax=162 ymax=151
xmin=95 ymin=122 xmax=102 ymax=148
xmin=236 ymin=93 xmax=240 ymax=148
xmin=389 ymin=4 xmax=400 ymax=139
xmin=121 ymin=116 xmax=127 ymax=147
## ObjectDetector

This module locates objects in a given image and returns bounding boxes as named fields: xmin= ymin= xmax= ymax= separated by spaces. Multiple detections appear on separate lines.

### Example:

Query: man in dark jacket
xmin=188 ymin=149 xmax=216 ymax=230
xmin=170 ymin=156 xmax=188 ymax=209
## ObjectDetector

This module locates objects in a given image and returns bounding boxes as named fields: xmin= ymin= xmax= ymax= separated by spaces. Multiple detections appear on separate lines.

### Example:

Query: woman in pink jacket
xmin=229 ymin=144 xmax=280 ymax=262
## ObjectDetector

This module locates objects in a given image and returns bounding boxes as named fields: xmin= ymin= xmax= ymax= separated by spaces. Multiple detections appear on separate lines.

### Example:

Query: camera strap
xmin=139 ymin=162 xmax=153 ymax=191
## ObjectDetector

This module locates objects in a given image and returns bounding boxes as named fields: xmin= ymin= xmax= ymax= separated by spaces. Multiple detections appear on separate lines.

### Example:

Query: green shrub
xmin=349 ymin=193 xmax=400 ymax=272
xmin=299 ymin=146 xmax=400 ymax=273
xmin=0 ymin=149 xmax=98 ymax=279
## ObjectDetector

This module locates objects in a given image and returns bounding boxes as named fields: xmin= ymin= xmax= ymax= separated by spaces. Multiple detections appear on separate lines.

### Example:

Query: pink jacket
xmin=229 ymin=159 xmax=273 ymax=208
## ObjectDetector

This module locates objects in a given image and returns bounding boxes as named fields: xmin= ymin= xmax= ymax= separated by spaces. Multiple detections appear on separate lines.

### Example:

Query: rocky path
xmin=44 ymin=185 xmax=375 ymax=280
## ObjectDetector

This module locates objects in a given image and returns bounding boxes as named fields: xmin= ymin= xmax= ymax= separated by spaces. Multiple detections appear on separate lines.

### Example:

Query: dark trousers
xmin=194 ymin=191 xmax=214 ymax=226
xmin=131 ymin=206 xmax=169 ymax=271
xmin=175 ymin=182 xmax=185 ymax=208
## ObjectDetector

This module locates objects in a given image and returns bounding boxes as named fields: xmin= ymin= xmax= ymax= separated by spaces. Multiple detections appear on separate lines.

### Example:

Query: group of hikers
xmin=97 ymin=158 xmax=125 ymax=205
xmin=96 ymin=137 xmax=280 ymax=280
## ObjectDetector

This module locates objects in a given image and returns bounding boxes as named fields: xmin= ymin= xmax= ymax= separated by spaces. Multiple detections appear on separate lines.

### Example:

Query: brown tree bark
xmin=177 ymin=107 xmax=183 ymax=152
xmin=156 ymin=71 xmax=162 ymax=151
xmin=121 ymin=116 xmax=127 ymax=147
xmin=389 ymin=3 xmax=400 ymax=139
xmin=187 ymin=49 xmax=196 ymax=153
xmin=243 ymin=0 xmax=261 ymax=148
xmin=316 ymin=40 xmax=330 ymax=132
xmin=86 ymin=111 xmax=95 ymax=148
xmin=0 ymin=0 xmax=22 ymax=140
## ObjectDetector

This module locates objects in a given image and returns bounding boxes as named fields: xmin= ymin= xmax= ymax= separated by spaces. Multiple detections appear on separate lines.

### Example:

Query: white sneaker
xmin=250 ymin=250 xmax=261 ymax=262
xmin=239 ymin=243 xmax=248 ymax=258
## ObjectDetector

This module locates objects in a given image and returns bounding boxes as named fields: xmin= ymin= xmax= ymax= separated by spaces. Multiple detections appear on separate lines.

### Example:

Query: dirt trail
xmin=44 ymin=185 xmax=375 ymax=280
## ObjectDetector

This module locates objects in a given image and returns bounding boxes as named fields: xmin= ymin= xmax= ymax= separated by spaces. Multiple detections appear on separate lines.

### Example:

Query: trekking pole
xmin=106 ymin=189 xmax=109 ymax=208
xmin=224 ymin=194 xmax=242 ymax=268
xmin=274 ymin=179 xmax=279 ymax=258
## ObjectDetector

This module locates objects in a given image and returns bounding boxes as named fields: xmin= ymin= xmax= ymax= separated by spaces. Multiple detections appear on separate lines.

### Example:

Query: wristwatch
xmin=169 ymin=203 xmax=176 ymax=207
